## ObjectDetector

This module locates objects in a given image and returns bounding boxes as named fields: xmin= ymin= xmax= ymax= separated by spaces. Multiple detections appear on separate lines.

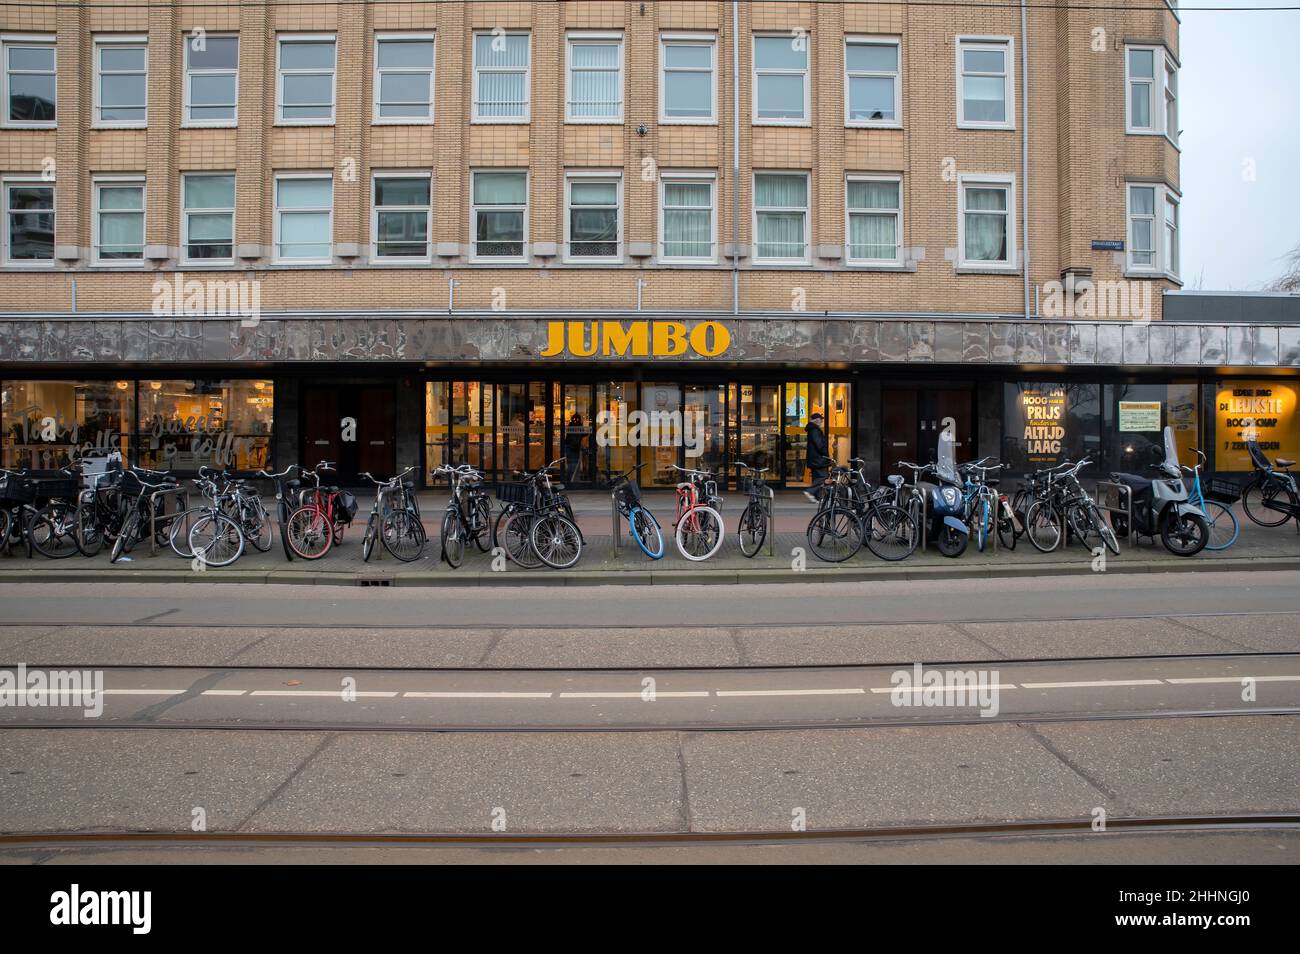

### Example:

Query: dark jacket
xmin=806 ymin=421 xmax=831 ymax=469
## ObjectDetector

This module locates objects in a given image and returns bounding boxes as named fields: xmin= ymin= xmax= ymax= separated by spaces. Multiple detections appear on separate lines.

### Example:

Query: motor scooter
xmin=1109 ymin=426 xmax=1208 ymax=556
xmin=896 ymin=434 xmax=969 ymax=557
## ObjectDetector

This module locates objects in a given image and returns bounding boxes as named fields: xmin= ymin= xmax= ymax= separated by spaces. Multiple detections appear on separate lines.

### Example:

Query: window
xmin=93 ymin=178 xmax=145 ymax=263
xmin=184 ymin=34 xmax=238 ymax=125
xmin=1 ymin=380 xmax=132 ymax=469
xmin=137 ymin=379 xmax=273 ymax=471
xmin=471 ymin=170 xmax=527 ymax=260
xmin=567 ymin=33 xmax=621 ymax=122
xmin=845 ymin=37 xmax=899 ymax=126
xmin=660 ymin=34 xmax=715 ymax=123
xmin=94 ymin=37 xmax=147 ymax=126
xmin=957 ymin=37 xmax=1012 ymax=128
xmin=275 ymin=174 xmax=332 ymax=263
xmin=3 ymin=36 xmax=56 ymax=127
xmin=1127 ymin=183 xmax=1179 ymax=277
xmin=659 ymin=174 xmax=715 ymax=262
xmin=958 ymin=176 xmax=1015 ymax=268
xmin=846 ymin=175 xmax=901 ymax=265
xmin=277 ymin=35 xmax=335 ymax=124
xmin=374 ymin=34 xmax=434 ymax=123
xmin=1126 ymin=45 xmax=1177 ymax=140
xmin=473 ymin=32 xmax=529 ymax=122
xmin=753 ymin=34 xmax=808 ymax=124
xmin=371 ymin=173 xmax=431 ymax=261
xmin=753 ymin=172 xmax=809 ymax=263
xmin=3 ymin=179 xmax=54 ymax=265
xmin=565 ymin=173 xmax=620 ymax=261
xmin=181 ymin=173 xmax=234 ymax=262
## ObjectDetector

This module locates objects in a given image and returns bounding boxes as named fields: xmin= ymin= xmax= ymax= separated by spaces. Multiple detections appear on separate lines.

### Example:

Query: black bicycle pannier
xmin=0 ymin=473 xmax=37 ymax=505
xmin=338 ymin=490 xmax=359 ymax=523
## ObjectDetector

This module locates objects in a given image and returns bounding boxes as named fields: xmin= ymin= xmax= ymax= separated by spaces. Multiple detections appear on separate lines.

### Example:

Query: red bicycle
xmin=284 ymin=462 xmax=357 ymax=560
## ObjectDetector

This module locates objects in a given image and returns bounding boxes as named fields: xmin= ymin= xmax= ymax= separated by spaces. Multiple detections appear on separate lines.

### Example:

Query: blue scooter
xmin=895 ymin=435 xmax=970 ymax=557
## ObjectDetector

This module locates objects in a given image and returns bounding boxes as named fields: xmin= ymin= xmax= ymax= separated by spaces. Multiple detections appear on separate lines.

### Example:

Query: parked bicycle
xmin=258 ymin=464 xmax=303 ymax=560
xmin=1241 ymin=440 xmax=1299 ymax=529
xmin=431 ymin=463 xmax=489 ymax=567
xmin=735 ymin=462 xmax=771 ymax=558
xmin=1025 ymin=455 xmax=1120 ymax=556
xmin=1185 ymin=448 xmax=1240 ymax=551
xmin=283 ymin=461 xmax=358 ymax=560
xmin=807 ymin=458 xmax=918 ymax=562
xmin=184 ymin=475 xmax=247 ymax=568
xmin=0 ymin=466 xmax=83 ymax=559
xmin=671 ymin=464 xmax=725 ymax=561
xmin=958 ymin=458 xmax=1007 ymax=553
xmin=606 ymin=461 xmax=664 ymax=560
xmin=109 ymin=468 xmax=186 ymax=564
xmin=495 ymin=459 xmax=583 ymax=569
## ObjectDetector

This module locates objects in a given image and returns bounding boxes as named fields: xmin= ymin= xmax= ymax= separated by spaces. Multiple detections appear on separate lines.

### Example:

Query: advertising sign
xmin=1118 ymin=401 xmax=1162 ymax=432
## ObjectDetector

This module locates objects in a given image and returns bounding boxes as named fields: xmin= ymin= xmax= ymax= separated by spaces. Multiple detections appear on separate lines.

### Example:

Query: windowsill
xmin=470 ymin=117 xmax=529 ymax=125
xmin=565 ymin=117 xmax=623 ymax=126
xmin=372 ymin=117 xmax=435 ymax=126
xmin=274 ymin=119 xmax=336 ymax=127
xmin=467 ymin=258 xmax=530 ymax=266
xmin=846 ymin=122 xmax=902 ymax=130
xmin=0 ymin=123 xmax=56 ymax=131
xmin=272 ymin=259 xmax=334 ymax=267
xmin=0 ymin=261 xmax=57 ymax=270
xmin=753 ymin=119 xmax=811 ymax=128
xmin=178 ymin=260 xmax=237 ymax=269
xmin=1123 ymin=269 xmax=1181 ymax=284
xmin=845 ymin=261 xmax=911 ymax=272
xmin=955 ymin=264 xmax=1020 ymax=275
xmin=956 ymin=122 xmax=1015 ymax=131
xmin=370 ymin=257 xmax=433 ymax=267
xmin=560 ymin=259 xmax=625 ymax=266
xmin=181 ymin=121 xmax=238 ymax=130
xmin=91 ymin=123 xmax=148 ymax=131
xmin=655 ymin=259 xmax=720 ymax=267
xmin=659 ymin=117 xmax=718 ymax=126
xmin=88 ymin=261 xmax=147 ymax=269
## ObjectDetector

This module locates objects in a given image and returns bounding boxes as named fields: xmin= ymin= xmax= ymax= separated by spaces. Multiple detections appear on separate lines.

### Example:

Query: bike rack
xmin=1094 ymin=481 xmax=1133 ymax=544
xmin=610 ymin=489 xmax=621 ymax=558
xmin=763 ymin=485 xmax=775 ymax=558
xmin=147 ymin=486 xmax=188 ymax=556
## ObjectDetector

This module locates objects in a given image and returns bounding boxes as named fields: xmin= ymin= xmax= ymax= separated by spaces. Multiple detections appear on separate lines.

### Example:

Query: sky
xmin=1178 ymin=1 xmax=1300 ymax=290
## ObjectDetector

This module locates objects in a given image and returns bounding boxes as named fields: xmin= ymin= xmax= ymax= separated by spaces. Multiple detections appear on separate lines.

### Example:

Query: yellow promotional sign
xmin=540 ymin=320 xmax=730 ymax=358
xmin=1215 ymin=380 xmax=1300 ymax=470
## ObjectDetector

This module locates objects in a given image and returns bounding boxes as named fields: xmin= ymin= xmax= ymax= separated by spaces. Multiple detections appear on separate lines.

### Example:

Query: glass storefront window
xmin=560 ymin=384 xmax=594 ymax=485
xmin=425 ymin=381 xmax=450 ymax=473
xmin=2 ymin=379 xmax=132 ymax=469
xmin=1213 ymin=379 xmax=1300 ymax=472
xmin=684 ymin=383 xmax=726 ymax=478
xmin=1002 ymin=382 xmax=1100 ymax=474
xmin=594 ymin=381 xmax=638 ymax=480
xmin=644 ymin=382 xmax=683 ymax=486
xmin=137 ymin=379 xmax=272 ymax=471
xmin=827 ymin=382 xmax=852 ymax=467
xmin=1105 ymin=383 xmax=1199 ymax=474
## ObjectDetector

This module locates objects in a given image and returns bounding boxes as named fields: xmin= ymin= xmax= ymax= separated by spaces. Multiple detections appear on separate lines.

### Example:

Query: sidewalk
xmin=2 ymin=491 xmax=1297 ymax=587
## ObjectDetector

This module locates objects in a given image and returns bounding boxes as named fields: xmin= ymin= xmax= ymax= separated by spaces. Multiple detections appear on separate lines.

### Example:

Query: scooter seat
xmin=1110 ymin=472 xmax=1153 ymax=492
xmin=1276 ymin=458 xmax=1296 ymax=468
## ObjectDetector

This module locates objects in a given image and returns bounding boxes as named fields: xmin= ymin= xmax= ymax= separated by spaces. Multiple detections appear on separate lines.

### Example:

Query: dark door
xmin=920 ymin=390 xmax=974 ymax=464
xmin=300 ymin=383 xmax=396 ymax=485
xmin=882 ymin=388 xmax=975 ymax=471
xmin=882 ymin=389 xmax=918 ymax=469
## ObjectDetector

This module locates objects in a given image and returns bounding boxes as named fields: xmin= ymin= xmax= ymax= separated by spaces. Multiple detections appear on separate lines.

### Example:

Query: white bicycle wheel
xmin=188 ymin=512 xmax=245 ymax=568
xmin=675 ymin=505 xmax=725 ymax=561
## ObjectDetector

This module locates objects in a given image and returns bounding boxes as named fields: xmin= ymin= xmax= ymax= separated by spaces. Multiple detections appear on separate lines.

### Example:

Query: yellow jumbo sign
xmin=540 ymin=320 xmax=731 ymax=358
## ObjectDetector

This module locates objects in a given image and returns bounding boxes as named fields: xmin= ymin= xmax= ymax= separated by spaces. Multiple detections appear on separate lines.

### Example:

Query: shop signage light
xmin=540 ymin=320 xmax=731 ymax=359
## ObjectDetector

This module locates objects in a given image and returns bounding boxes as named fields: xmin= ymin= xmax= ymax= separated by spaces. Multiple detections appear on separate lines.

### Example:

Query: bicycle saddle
xmin=403 ymin=480 xmax=416 ymax=490
xmin=886 ymin=475 xmax=904 ymax=487
xmin=1277 ymin=459 xmax=1295 ymax=468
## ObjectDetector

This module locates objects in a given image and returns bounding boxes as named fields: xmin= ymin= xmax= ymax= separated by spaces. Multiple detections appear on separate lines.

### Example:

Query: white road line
xmin=558 ymin=691 xmax=711 ymax=699
xmin=1019 ymin=679 xmax=1163 ymax=689
xmin=101 ymin=689 xmax=186 ymax=696
xmin=403 ymin=691 xmax=554 ymax=699
xmin=200 ymin=689 xmax=248 ymax=696
xmin=248 ymin=690 xmax=399 ymax=698
xmin=715 ymin=688 xmax=865 ymax=697
xmin=869 ymin=684 xmax=1019 ymax=694
xmin=1165 ymin=675 xmax=1300 ymax=684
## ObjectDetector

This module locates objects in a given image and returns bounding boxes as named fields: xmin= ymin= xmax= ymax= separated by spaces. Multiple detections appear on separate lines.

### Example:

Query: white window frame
xmin=2 ymin=176 xmax=55 ymax=267
xmin=1126 ymin=44 xmax=1178 ymax=142
xmin=565 ymin=32 xmax=622 ymax=124
xmin=91 ymin=175 xmax=146 ymax=267
xmin=370 ymin=170 xmax=432 ymax=264
xmin=955 ymin=36 xmax=1014 ymax=130
xmin=844 ymin=36 xmax=901 ymax=129
xmin=2 ymin=34 xmax=57 ymax=129
xmin=276 ymin=34 xmax=336 ymax=126
xmin=956 ymin=173 xmax=1017 ymax=271
xmin=1126 ymin=182 xmax=1180 ymax=279
xmin=183 ymin=33 xmax=238 ymax=127
xmin=469 ymin=169 xmax=529 ymax=263
xmin=563 ymin=170 xmax=622 ymax=264
xmin=93 ymin=35 xmax=148 ymax=129
xmin=658 ymin=171 xmax=716 ymax=265
xmin=372 ymin=33 xmax=435 ymax=126
xmin=472 ymin=31 xmax=530 ymax=124
xmin=752 ymin=32 xmax=810 ymax=127
xmin=659 ymin=33 xmax=717 ymax=126
xmin=752 ymin=171 xmax=810 ymax=265
xmin=845 ymin=173 xmax=903 ymax=267
xmin=180 ymin=172 xmax=235 ymax=266
xmin=273 ymin=171 xmax=333 ymax=265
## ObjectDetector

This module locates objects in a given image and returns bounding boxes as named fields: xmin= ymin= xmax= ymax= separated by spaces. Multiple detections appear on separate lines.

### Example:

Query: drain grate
xmin=357 ymin=578 xmax=394 ymax=587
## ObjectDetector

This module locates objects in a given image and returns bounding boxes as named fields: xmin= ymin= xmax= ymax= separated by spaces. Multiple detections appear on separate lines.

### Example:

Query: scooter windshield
xmin=936 ymin=431 xmax=960 ymax=485
xmin=1161 ymin=425 xmax=1182 ymax=478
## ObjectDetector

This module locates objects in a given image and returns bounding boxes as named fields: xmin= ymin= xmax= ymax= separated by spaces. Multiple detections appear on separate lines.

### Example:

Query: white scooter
xmin=1109 ymin=426 xmax=1209 ymax=556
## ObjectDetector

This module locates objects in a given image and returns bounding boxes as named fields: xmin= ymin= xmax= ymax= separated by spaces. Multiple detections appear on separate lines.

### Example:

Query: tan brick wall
xmin=0 ymin=0 xmax=1179 ymax=319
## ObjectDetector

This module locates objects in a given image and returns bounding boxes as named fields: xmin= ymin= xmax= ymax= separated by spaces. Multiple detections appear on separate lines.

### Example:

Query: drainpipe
xmin=1020 ymin=0 xmax=1031 ymax=318
xmin=731 ymin=0 xmax=741 ymax=315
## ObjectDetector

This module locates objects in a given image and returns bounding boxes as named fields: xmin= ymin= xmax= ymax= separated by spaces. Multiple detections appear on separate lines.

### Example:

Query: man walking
xmin=803 ymin=411 xmax=832 ymax=503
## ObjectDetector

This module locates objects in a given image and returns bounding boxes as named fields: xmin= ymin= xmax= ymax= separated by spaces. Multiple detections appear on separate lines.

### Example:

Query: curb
xmin=1 ymin=555 xmax=1299 ymax=587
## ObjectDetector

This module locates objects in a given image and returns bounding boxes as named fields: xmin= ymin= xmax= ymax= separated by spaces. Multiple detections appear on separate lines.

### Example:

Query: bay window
xmin=1127 ymin=182 xmax=1180 ymax=277
xmin=1126 ymin=45 xmax=1178 ymax=140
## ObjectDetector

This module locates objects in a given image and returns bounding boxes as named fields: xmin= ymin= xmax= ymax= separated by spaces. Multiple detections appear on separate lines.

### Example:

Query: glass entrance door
xmin=731 ymin=383 xmax=780 ymax=481
xmin=643 ymin=382 xmax=683 ymax=487
xmin=684 ymin=383 xmax=726 ymax=478
xmin=560 ymin=383 xmax=594 ymax=485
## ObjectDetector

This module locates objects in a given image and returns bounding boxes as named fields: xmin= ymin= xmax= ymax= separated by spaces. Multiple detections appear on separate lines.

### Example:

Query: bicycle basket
xmin=338 ymin=490 xmax=359 ymax=523
xmin=496 ymin=481 xmax=534 ymax=506
xmin=30 ymin=473 xmax=81 ymax=501
xmin=618 ymin=478 xmax=642 ymax=505
xmin=1205 ymin=477 xmax=1243 ymax=504
xmin=0 ymin=474 xmax=37 ymax=504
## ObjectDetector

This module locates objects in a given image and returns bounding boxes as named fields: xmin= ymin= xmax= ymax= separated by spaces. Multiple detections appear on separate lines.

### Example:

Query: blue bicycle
xmin=606 ymin=462 xmax=664 ymax=559
xmin=1186 ymin=448 xmax=1240 ymax=551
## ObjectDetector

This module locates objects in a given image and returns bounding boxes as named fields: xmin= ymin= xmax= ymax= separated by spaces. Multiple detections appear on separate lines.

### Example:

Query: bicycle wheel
xmin=996 ymin=501 xmax=1018 ymax=552
xmin=243 ymin=499 xmax=274 ymax=552
xmin=1090 ymin=505 xmax=1121 ymax=556
xmin=188 ymin=512 xmax=245 ymax=568
xmin=29 ymin=504 xmax=78 ymax=559
xmin=500 ymin=511 xmax=542 ymax=568
xmin=471 ymin=496 xmax=493 ymax=553
xmin=0 ymin=507 xmax=10 ymax=556
xmin=806 ymin=508 xmax=862 ymax=563
xmin=110 ymin=512 xmax=141 ymax=563
xmin=529 ymin=513 xmax=583 ymax=569
xmin=976 ymin=498 xmax=991 ymax=552
xmin=738 ymin=500 xmax=768 ymax=558
xmin=1066 ymin=504 xmax=1094 ymax=550
xmin=1242 ymin=477 xmax=1295 ymax=527
xmin=441 ymin=508 xmax=465 ymax=568
xmin=361 ymin=512 xmax=378 ymax=562
xmin=75 ymin=504 xmax=104 ymax=557
xmin=863 ymin=505 xmax=918 ymax=562
xmin=383 ymin=510 xmax=427 ymax=563
xmin=629 ymin=507 xmax=665 ymax=560
xmin=675 ymin=505 xmax=724 ymax=561
xmin=1025 ymin=500 xmax=1061 ymax=553
xmin=168 ymin=508 xmax=205 ymax=559
xmin=1203 ymin=501 xmax=1239 ymax=551
xmin=285 ymin=507 xmax=333 ymax=560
